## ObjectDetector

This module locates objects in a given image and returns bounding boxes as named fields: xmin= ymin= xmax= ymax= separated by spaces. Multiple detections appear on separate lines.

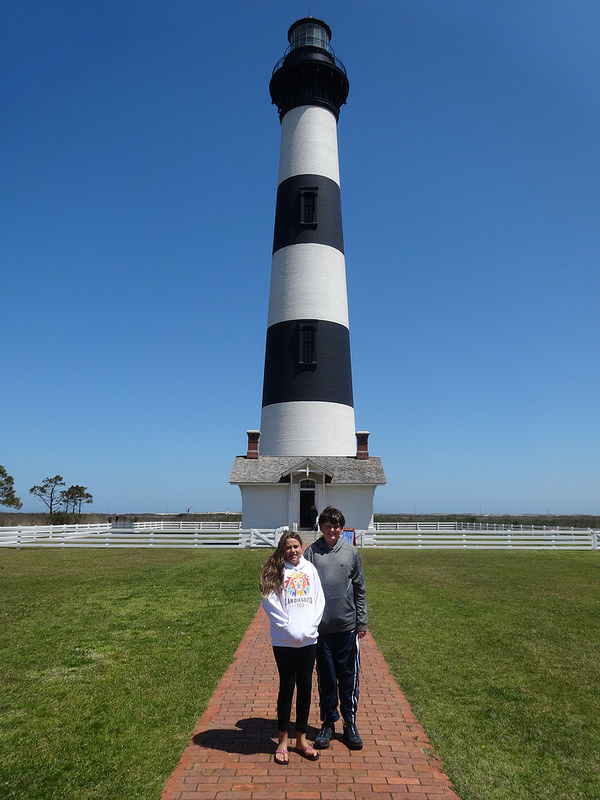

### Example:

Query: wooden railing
xmin=372 ymin=521 xmax=598 ymax=533
xmin=1 ymin=522 xmax=598 ymax=550
xmin=370 ymin=530 xmax=598 ymax=550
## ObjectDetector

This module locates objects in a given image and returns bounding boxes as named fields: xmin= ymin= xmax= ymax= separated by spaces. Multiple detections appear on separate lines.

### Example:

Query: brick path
xmin=161 ymin=607 xmax=461 ymax=800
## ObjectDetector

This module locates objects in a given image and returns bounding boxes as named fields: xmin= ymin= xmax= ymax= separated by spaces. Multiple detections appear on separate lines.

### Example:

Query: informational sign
xmin=342 ymin=527 xmax=356 ymax=545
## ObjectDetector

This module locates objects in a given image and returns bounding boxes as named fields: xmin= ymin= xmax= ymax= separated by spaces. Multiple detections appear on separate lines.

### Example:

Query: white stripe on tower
xmin=278 ymin=105 xmax=341 ymax=185
xmin=260 ymin=18 xmax=355 ymax=456
xmin=267 ymin=244 xmax=349 ymax=328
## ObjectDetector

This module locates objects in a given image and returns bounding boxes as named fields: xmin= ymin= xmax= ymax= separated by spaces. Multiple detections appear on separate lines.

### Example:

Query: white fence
xmin=0 ymin=523 xmax=243 ymax=549
xmin=0 ymin=521 xmax=598 ymax=550
xmin=373 ymin=521 xmax=597 ymax=533
xmin=371 ymin=530 xmax=598 ymax=550
xmin=370 ymin=521 xmax=599 ymax=549
xmin=133 ymin=520 xmax=242 ymax=531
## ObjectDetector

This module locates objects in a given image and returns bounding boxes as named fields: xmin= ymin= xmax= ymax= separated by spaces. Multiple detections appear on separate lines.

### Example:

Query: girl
xmin=259 ymin=532 xmax=325 ymax=764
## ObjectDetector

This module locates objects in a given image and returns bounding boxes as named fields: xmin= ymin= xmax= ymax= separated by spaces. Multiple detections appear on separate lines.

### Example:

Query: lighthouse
xmin=230 ymin=18 xmax=385 ymax=531
xmin=261 ymin=17 xmax=353 ymax=456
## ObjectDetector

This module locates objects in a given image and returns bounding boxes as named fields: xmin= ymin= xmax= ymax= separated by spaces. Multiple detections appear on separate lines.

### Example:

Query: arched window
xmin=299 ymin=324 xmax=316 ymax=365
xmin=300 ymin=188 xmax=318 ymax=225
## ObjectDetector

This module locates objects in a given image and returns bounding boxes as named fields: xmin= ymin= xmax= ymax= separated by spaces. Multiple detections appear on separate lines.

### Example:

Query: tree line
xmin=0 ymin=467 xmax=93 ymax=517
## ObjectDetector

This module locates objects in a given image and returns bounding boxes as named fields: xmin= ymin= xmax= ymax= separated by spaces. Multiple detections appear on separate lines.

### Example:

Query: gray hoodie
xmin=304 ymin=536 xmax=367 ymax=634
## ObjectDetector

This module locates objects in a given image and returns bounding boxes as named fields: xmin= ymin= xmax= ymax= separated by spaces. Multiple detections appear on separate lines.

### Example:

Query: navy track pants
xmin=315 ymin=630 xmax=360 ymax=725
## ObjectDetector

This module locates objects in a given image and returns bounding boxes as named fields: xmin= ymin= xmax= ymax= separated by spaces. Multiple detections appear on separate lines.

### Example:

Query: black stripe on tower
xmin=262 ymin=320 xmax=353 ymax=407
xmin=273 ymin=175 xmax=344 ymax=254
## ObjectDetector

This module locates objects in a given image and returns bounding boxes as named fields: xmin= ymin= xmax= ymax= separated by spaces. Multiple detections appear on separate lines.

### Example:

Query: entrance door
xmin=299 ymin=480 xmax=316 ymax=529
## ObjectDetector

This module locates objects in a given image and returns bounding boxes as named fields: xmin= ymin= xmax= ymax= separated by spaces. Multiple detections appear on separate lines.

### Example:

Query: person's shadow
xmin=192 ymin=718 xmax=320 ymax=755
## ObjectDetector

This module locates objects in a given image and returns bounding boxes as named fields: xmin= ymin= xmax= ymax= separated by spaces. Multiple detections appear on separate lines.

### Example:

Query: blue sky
xmin=3 ymin=1 xmax=599 ymax=515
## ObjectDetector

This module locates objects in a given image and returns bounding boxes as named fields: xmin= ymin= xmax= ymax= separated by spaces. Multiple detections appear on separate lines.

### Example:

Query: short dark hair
xmin=318 ymin=506 xmax=345 ymax=529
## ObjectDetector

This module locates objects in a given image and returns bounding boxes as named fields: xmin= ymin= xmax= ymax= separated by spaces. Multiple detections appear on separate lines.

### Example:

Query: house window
xmin=300 ymin=188 xmax=318 ymax=225
xmin=299 ymin=323 xmax=317 ymax=365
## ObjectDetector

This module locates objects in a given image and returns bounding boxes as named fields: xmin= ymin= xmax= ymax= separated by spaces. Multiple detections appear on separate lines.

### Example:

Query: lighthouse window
xmin=289 ymin=22 xmax=331 ymax=53
xmin=299 ymin=324 xmax=317 ymax=365
xmin=300 ymin=188 xmax=318 ymax=225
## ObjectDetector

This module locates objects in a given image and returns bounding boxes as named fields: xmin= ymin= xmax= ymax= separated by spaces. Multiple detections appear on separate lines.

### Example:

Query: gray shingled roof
xmin=229 ymin=455 xmax=386 ymax=485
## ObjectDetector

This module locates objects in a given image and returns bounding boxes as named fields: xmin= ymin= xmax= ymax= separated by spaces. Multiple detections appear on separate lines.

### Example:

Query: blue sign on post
xmin=342 ymin=528 xmax=356 ymax=545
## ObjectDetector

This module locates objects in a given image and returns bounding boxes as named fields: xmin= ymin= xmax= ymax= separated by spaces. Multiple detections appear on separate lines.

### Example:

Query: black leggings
xmin=272 ymin=644 xmax=316 ymax=734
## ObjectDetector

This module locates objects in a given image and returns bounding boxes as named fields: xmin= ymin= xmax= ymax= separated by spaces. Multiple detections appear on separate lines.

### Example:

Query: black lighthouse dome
xmin=269 ymin=17 xmax=349 ymax=122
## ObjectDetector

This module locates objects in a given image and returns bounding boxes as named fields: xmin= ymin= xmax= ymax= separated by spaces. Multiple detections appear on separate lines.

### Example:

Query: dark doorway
xmin=299 ymin=482 xmax=316 ymax=529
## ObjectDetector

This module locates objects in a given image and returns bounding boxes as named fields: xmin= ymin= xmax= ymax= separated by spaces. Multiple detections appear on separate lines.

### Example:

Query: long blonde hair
xmin=259 ymin=532 xmax=304 ymax=597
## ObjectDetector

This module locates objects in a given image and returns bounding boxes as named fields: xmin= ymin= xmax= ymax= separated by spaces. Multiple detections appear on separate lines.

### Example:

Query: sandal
xmin=295 ymin=744 xmax=319 ymax=761
xmin=274 ymin=748 xmax=289 ymax=765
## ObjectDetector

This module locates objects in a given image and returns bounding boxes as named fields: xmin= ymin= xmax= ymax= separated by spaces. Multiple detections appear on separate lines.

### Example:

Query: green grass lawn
xmin=1 ymin=548 xmax=599 ymax=799
xmin=0 ymin=548 xmax=266 ymax=800
xmin=363 ymin=549 xmax=600 ymax=800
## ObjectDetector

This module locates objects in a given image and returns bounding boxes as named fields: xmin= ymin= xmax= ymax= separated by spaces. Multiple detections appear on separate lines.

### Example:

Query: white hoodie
xmin=262 ymin=555 xmax=325 ymax=648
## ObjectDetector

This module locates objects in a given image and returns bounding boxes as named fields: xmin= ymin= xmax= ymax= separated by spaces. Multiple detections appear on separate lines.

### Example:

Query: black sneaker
xmin=314 ymin=722 xmax=335 ymax=749
xmin=342 ymin=722 xmax=363 ymax=750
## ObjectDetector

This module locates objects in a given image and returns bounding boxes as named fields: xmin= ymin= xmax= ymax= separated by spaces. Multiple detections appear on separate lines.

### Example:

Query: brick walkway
xmin=161 ymin=607 xmax=461 ymax=800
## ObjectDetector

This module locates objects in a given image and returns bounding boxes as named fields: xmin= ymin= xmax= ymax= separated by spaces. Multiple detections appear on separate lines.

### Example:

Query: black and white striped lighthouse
xmin=260 ymin=17 xmax=354 ymax=456
xmin=230 ymin=18 xmax=386 ymax=531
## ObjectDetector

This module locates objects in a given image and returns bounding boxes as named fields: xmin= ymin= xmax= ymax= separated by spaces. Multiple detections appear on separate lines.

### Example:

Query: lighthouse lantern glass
xmin=289 ymin=21 xmax=331 ymax=53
